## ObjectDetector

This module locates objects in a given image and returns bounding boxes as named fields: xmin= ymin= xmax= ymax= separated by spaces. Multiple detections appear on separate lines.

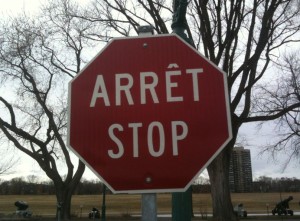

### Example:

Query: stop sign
xmin=68 ymin=34 xmax=232 ymax=193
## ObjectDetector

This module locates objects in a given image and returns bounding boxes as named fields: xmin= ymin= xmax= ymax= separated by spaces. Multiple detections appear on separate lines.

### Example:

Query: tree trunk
xmin=207 ymin=144 xmax=237 ymax=221
xmin=55 ymin=183 xmax=80 ymax=220
xmin=55 ymin=161 xmax=85 ymax=220
xmin=55 ymin=188 xmax=72 ymax=220
xmin=63 ymin=190 xmax=73 ymax=220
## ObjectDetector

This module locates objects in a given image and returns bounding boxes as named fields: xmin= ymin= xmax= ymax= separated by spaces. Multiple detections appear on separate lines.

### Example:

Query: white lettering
xmin=90 ymin=67 xmax=203 ymax=107
xmin=171 ymin=121 xmax=188 ymax=156
xmin=128 ymin=123 xmax=142 ymax=157
xmin=108 ymin=124 xmax=124 ymax=159
xmin=107 ymin=121 xmax=188 ymax=158
xmin=90 ymin=75 xmax=110 ymax=107
xmin=115 ymin=73 xmax=134 ymax=106
xmin=166 ymin=65 xmax=183 ymax=102
xmin=140 ymin=72 xmax=159 ymax=104
xmin=186 ymin=68 xmax=203 ymax=101
xmin=147 ymin=121 xmax=165 ymax=157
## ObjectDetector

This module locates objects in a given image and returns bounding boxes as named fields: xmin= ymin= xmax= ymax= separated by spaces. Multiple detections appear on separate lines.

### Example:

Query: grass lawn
xmin=0 ymin=192 xmax=299 ymax=218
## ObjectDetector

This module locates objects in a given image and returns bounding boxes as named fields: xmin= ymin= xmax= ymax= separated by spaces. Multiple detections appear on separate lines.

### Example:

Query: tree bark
xmin=207 ymin=144 xmax=237 ymax=221
xmin=54 ymin=161 xmax=85 ymax=220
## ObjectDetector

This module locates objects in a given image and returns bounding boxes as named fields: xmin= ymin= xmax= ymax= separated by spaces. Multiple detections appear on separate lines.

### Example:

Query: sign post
xmin=138 ymin=25 xmax=157 ymax=221
xmin=172 ymin=187 xmax=192 ymax=220
xmin=101 ymin=184 xmax=106 ymax=221
xmin=171 ymin=0 xmax=195 ymax=219
xmin=141 ymin=193 xmax=157 ymax=221
xmin=68 ymin=34 xmax=232 ymax=193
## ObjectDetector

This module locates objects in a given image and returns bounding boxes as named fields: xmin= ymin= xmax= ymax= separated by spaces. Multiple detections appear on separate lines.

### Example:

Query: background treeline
xmin=0 ymin=176 xmax=299 ymax=195
xmin=251 ymin=176 xmax=300 ymax=193
xmin=193 ymin=176 xmax=300 ymax=193
xmin=0 ymin=177 xmax=105 ymax=195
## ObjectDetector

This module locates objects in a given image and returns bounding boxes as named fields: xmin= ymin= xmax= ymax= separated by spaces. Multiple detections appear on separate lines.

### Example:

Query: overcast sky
xmin=0 ymin=0 xmax=40 ymax=15
xmin=0 ymin=0 xmax=299 ymax=182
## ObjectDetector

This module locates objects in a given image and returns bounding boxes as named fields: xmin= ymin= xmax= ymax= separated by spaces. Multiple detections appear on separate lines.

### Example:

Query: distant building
xmin=229 ymin=146 xmax=253 ymax=192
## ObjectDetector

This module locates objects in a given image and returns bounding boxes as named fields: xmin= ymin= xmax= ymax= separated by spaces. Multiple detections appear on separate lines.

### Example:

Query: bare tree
xmin=257 ymin=51 xmax=300 ymax=170
xmin=0 ymin=137 xmax=16 ymax=175
xmin=1 ymin=0 xmax=300 ymax=221
xmin=0 ymin=0 xmax=105 ymax=219
xmin=73 ymin=1 xmax=300 ymax=220
xmin=0 ymin=153 xmax=16 ymax=176
xmin=192 ymin=1 xmax=300 ymax=220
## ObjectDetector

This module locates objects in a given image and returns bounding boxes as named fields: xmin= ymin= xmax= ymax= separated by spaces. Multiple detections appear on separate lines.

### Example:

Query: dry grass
xmin=0 ymin=192 xmax=299 ymax=217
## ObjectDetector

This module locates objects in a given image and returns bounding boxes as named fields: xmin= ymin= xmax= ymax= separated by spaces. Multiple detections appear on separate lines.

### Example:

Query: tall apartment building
xmin=229 ymin=146 xmax=253 ymax=192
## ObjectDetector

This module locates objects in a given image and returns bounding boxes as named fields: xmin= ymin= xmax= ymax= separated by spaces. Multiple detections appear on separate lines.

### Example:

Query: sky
xmin=0 ymin=0 xmax=299 ymax=182
xmin=0 ymin=0 xmax=41 ymax=16
xmin=239 ymin=122 xmax=299 ymax=179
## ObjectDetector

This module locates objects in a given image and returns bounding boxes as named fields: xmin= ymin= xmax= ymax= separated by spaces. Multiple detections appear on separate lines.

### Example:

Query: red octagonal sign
xmin=68 ymin=34 xmax=232 ymax=193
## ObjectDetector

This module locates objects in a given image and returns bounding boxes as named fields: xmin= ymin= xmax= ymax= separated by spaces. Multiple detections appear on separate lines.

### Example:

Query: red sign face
xmin=68 ymin=34 xmax=232 ymax=193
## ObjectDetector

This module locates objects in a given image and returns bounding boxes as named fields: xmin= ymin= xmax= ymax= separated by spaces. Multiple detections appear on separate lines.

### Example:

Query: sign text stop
xmin=68 ymin=34 xmax=232 ymax=193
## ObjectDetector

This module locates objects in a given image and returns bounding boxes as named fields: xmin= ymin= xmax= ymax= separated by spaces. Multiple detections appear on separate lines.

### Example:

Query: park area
xmin=0 ymin=192 xmax=300 ymax=220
